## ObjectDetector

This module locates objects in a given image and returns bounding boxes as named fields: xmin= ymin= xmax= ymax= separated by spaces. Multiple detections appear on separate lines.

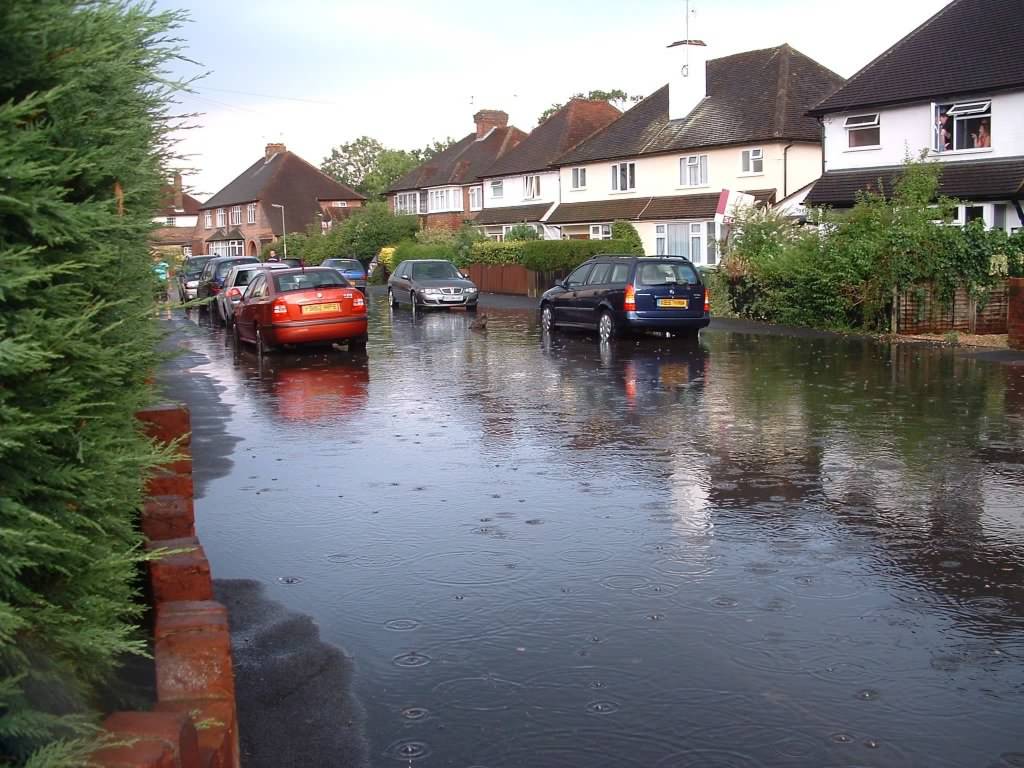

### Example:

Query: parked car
xmin=213 ymin=262 xmax=290 ymax=327
xmin=196 ymin=256 xmax=260 ymax=305
xmin=233 ymin=267 xmax=368 ymax=355
xmin=321 ymin=258 xmax=367 ymax=292
xmin=176 ymin=255 xmax=213 ymax=303
xmin=388 ymin=259 xmax=478 ymax=311
xmin=539 ymin=256 xmax=710 ymax=341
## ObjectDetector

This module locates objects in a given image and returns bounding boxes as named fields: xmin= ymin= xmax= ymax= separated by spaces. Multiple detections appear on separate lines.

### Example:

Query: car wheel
xmin=466 ymin=303 xmax=478 ymax=313
xmin=388 ymin=287 xmax=398 ymax=308
xmin=410 ymin=291 xmax=417 ymax=310
xmin=256 ymin=326 xmax=272 ymax=358
xmin=350 ymin=335 xmax=368 ymax=354
xmin=541 ymin=303 xmax=555 ymax=333
xmin=598 ymin=310 xmax=618 ymax=342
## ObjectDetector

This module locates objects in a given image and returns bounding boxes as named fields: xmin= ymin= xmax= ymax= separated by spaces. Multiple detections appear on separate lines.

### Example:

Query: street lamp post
xmin=271 ymin=203 xmax=286 ymax=258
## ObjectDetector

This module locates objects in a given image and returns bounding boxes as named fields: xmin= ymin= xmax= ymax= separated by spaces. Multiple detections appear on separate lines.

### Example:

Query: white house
xmin=805 ymin=0 xmax=1024 ymax=232
xmin=541 ymin=42 xmax=845 ymax=263
xmin=151 ymin=173 xmax=201 ymax=257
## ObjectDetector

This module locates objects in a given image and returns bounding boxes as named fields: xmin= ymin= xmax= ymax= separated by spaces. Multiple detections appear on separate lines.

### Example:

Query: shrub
xmin=261 ymin=231 xmax=310 ymax=261
xmin=504 ymin=224 xmax=540 ymax=241
xmin=391 ymin=241 xmax=457 ymax=269
xmin=518 ymin=239 xmax=637 ymax=272
xmin=1 ymin=1 xmax=184 ymax=763
xmin=611 ymin=220 xmax=644 ymax=254
xmin=467 ymin=240 xmax=525 ymax=265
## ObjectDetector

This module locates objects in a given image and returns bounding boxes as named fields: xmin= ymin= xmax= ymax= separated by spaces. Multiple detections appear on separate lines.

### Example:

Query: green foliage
xmin=467 ymin=240 xmax=526 ymax=265
xmin=320 ymin=136 xmax=456 ymax=199
xmin=538 ymin=89 xmax=644 ymax=123
xmin=720 ymin=158 xmax=1014 ymax=331
xmin=503 ymin=224 xmax=540 ymax=242
xmin=414 ymin=224 xmax=485 ymax=265
xmin=610 ymin=221 xmax=644 ymax=254
xmin=260 ymin=230 xmax=311 ymax=260
xmin=264 ymin=203 xmax=419 ymax=265
xmin=0 ymin=1 xmax=186 ymax=763
xmin=391 ymin=242 xmax=457 ymax=270
xmin=518 ymin=239 xmax=637 ymax=273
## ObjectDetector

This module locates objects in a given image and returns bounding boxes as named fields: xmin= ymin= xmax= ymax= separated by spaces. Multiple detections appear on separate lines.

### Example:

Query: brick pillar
xmin=1009 ymin=278 xmax=1024 ymax=351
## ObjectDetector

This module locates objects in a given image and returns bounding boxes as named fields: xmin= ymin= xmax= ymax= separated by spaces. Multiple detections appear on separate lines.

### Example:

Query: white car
xmin=214 ymin=262 xmax=290 ymax=327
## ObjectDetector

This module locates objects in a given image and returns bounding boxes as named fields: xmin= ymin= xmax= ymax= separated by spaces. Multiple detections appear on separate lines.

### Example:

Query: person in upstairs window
xmin=936 ymin=110 xmax=952 ymax=151
xmin=972 ymin=120 xmax=991 ymax=148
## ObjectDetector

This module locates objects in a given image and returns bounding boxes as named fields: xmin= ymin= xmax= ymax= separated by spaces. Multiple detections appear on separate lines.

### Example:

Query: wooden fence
xmin=465 ymin=264 xmax=572 ymax=297
xmin=897 ymin=281 xmax=1009 ymax=335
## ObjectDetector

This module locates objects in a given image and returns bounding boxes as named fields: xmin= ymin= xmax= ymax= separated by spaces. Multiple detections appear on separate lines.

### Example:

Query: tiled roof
xmin=483 ymin=100 xmax=621 ymax=177
xmin=557 ymin=45 xmax=844 ymax=165
xmin=156 ymin=188 xmax=202 ymax=217
xmin=545 ymin=190 xmax=776 ymax=224
xmin=804 ymin=158 xmax=1024 ymax=206
xmin=810 ymin=0 xmax=1024 ymax=114
xmin=386 ymin=126 xmax=528 ymax=193
xmin=474 ymin=203 xmax=553 ymax=225
xmin=201 ymin=150 xmax=364 ymax=235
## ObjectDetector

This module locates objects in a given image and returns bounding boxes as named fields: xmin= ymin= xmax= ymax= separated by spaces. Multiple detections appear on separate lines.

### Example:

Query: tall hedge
xmin=517 ymin=239 xmax=638 ymax=272
xmin=0 ymin=2 xmax=183 ymax=764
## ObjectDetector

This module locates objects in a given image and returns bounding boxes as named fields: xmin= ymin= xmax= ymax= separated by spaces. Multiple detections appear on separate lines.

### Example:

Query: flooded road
xmin=172 ymin=297 xmax=1024 ymax=767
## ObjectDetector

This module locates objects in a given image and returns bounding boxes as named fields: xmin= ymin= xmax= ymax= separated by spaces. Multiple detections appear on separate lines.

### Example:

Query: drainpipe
xmin=782 ymin=142 xmax=794 ymax=199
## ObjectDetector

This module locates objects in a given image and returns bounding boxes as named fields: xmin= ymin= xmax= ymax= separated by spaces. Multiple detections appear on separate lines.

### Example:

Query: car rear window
xmin=636 ymin=261 xmax=700 ymax=286
xmin=273 ymin=270 xmax=350 ymax=292
xmin=326 ymin=259 xmax=362 ymax=271
xmin=184 ymin=257 xmax=212 ymax=273
xmin=233 ymin=268 xmax=261 ymax=286
xmin=215 ymin=258 xmax=258 ymax=279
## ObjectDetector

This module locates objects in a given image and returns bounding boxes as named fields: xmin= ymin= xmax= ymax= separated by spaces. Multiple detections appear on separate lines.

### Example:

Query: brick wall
xmin=898 ymin=281 xmax=1009 ymax=335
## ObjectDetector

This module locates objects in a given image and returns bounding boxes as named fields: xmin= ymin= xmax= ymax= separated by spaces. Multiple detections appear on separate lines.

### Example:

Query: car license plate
xmin=302 ymin=302 xmax=341 ymax=315
xmin=442 ymin=295 xmax=462 ymax=302
xmin=657 ymin=298 xmax=688 ymax=309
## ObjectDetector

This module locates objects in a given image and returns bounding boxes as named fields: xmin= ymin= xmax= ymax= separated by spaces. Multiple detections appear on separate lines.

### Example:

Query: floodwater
xmin=176 ymin=298 xmax=1024 ymax=767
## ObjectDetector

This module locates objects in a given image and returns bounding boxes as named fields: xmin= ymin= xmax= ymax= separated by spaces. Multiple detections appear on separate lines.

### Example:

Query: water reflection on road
xmin=177 ymin=300 xmax=1024 ymax=768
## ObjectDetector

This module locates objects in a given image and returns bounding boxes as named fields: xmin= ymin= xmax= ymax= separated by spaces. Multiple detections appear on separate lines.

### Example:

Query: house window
xmin=490 ymin=180 xmax=504 ymax=199
xmin=741 ymin=148 xmax=763 ymax=174
xmin=994 ymin=203 xmax=1007 ymax=230
xmin=935 ymin=101 xmax=991 ymax=151
xmin=395 ymin=192 xmax=419 ymax=215
xmin=216 ymin=208 xmax=226 ymax=227
xmin=182 ymin=246 xmax=192 ymax=257
xmin=247 ymin=203 xmax=257 ymax=224
xmin=571 ymin=167 xmax=587 ymax=190
xmin=611 ymin=162 xmax=636 ymax=192
xmin=331 ymin=200 xmax=348 ymax=207
xmin=656 ymin=221 xmax=717 ymax=264
xmin=469 ymin=186 xmax=483 ymax=211
xmin=524 ymin=175 xmax=541 ymax=200
xmin=204 ymin=211 xmax=212 ymax=228
xmin=428 ymin=188 xmax=462 ymax=213
xmin=589 ymin=224 xmax=612 ymax=240
xmin=845 ymin=114 xmax=880 ymax=148
xmin=680 ymin=155 xmax=709 ymax=186
xmin=164 ymin=216 xmax=175 ymax=227
xmin=230 ymin=206 xmax=242 ymax=225
xmin=209 ymin=240 xmax=244 ymax=257
xmin=656 ymin=224 xmax=666 ymax=255
xmin=502 ymin=223 xmax=543 ymax=237
xmin=706 ymin=221 xmax=717 ymax=265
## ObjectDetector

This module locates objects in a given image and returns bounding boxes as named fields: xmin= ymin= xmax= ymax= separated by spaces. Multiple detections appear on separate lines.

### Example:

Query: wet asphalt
xmin=159 ymin=290 xmax=1024 ymax=768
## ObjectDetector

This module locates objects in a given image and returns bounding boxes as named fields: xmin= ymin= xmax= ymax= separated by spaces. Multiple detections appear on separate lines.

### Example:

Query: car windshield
xmin=411 ymin=261 xmax=460 ymax=280
xmin=215 ymin=258 xmax=258 ymax=279
xmin=636 ymin=261 xmax=700 ymax=286
xmin=273 ymin=270 xmax=349 ymax=292
xmin=326 ymin=259 xmax=363 ymax=272
xmin=184 ymin=257 xmax=212 ymax=275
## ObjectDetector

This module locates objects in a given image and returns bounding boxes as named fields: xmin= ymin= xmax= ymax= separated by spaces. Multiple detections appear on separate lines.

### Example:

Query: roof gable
xmin=811 ymin=0 xmax=1024 ymax=114
xmin=557 ymin=45 xmax=844 ymax=165
xmin=387 ymin=126 xmax=527 ymax=192
xmin=483 ymin=99 xmax=622 ymax=177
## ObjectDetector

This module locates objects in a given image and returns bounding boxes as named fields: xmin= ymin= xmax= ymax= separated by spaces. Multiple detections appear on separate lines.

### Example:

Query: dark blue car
xmin=321 ymin=258 xmax=367 ymax=292
xmin=539 ymin=255 xmax=710 ymax=341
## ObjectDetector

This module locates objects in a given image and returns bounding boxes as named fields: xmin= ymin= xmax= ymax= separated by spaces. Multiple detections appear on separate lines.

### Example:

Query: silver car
xmin=213 ymin=262 xmax=289 ymax=326
xmin=387 ymin=259 xmax=479 ymax=311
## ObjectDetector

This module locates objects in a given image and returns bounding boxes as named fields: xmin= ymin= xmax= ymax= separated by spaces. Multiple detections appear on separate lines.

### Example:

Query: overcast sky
xmin=157 ymin=0 xmax=951 ymax=199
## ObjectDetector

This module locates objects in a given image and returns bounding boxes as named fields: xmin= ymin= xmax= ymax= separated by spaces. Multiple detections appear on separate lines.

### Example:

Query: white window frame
xmin=523 ymin=175 xmax=541 ymax=200
xmin=845 ymin=113 xmax=880 ymax=149
xmin=490 ymin=180 xmax=504 ymax=199
xmin=427 ymin=187 xmax=463 ymax=214
xmin=204 ymin=211 xmax=212 ymax=229
xmin=182 ymin=246 xmax=192 ymax=257
xmin=209 ymin=239 xmax=244 ymax=257
xmin=679 ymin=154 xmax=709 ymax=187
xmin=230 ymin=205 xmax=242 ymax=226
xmin=469 ymin=186 xmax=483 ymax=211
xmin=934 ymin=100 xmax=992 ymax=152
xmin=395 ymin=192 xmax=419 ymax=215
xmin=589 ymin=223 xmax=612 ymax=240
xmin=247 ymin=203 xmax=257 ymax=224
xmin=331 ymin=200 xmax=348 ymax=208
xmin=741 ymin=148 xmax=763 ymax=174
xmin=611 ymin=162 xmax=636 ymax=192
xmin=216 ymin=208 xmax=226 ymax=227
xmin=571 ymin=167 xmax=587 ymax=190
xmin=164 ymin=216 xmax=175 ymax=227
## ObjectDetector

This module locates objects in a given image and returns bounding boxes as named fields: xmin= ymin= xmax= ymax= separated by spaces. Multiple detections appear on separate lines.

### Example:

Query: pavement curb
xmin=92 ymin=404 xmax=240 ymax=768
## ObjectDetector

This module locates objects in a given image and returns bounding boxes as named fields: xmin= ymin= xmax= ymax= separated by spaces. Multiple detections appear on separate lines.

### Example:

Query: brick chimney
xmin=265 ymin=142 xmax=286 ymax=161
xmin=473 ymin=109 xmax=508 ymax=138
xmin=172 ymin=172 xmax=183 ymax=211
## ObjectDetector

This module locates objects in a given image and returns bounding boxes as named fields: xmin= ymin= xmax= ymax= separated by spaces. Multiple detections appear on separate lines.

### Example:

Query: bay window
xmin=395 ymin=192 xmax=419 ymax=215
xmin=428 ymin=187 xmax=462 ymax=213
xmin=469 ymin=186 xmax=483 ymax=211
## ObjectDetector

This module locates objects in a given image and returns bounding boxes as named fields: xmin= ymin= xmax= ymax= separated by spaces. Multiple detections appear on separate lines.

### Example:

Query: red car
xmin=233 ymin=267 xmax=368 ymax=355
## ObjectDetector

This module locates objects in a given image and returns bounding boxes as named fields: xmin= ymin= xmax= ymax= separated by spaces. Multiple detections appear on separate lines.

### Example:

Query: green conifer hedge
xmin=0 ymin=2 xmax=185 ymax=764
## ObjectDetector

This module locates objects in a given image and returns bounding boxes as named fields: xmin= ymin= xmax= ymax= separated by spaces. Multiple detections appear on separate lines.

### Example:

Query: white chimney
xmin=667 ymin=39 xmax=708 ymax=121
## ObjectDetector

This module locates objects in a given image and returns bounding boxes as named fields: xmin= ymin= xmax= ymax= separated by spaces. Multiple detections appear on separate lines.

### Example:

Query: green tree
xmin=610 ymin=220 xmax=644 ymax=254
xmin=504 ymin=224 xmax=541 ymax=241
xmin=320 ymin=137 xmax=456 ymax=199
xmin=0 ymin=1 xmax=185 ymax=764
xmin=537 ymin=89 xmax=643 ymax=124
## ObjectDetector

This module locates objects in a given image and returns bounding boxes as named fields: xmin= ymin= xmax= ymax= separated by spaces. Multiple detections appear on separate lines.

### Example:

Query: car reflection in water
xmin=233 ymin=344 xmax=369 ymax=424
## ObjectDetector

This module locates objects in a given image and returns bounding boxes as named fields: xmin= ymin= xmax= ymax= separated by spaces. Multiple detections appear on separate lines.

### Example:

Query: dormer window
xmin=845 ymin=114 xmax=880 ymax=148
xmin=935 ymin=101 xmax=991 ymax=151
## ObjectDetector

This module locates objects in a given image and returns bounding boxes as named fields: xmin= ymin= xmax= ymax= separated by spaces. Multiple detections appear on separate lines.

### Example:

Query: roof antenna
xmin=683 ymin=0 xmax=691 ymax=77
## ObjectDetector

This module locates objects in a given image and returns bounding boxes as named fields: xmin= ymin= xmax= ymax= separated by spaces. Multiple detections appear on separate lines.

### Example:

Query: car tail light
xmin=353 ymin=294 xmax=365 ymax=309
xmin=226 ymin=287 xmax=242 ymax=299
xmin=704 ymin=289 xmax=710 ymax=313
xmin=272 ymin=299 xmax=288 ymax=315
xmin=210 ymin=284 xmax=220 ymax=294
xmin=624 ymin=283 xmax=636 ymax=311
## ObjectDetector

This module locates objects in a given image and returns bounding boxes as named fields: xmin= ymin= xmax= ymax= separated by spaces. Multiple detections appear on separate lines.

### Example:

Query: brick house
xmin=385 ymin=110 xmax=527 ymax=231
xmin=192 ymin=143 xmax=365 ymax=257
xmin=151 ymin=173 xmax=201 ymax=257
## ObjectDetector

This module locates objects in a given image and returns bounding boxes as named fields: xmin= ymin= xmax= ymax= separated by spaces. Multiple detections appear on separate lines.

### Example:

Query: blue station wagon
xmin=539 ymin=255 xmax=710 ymax=341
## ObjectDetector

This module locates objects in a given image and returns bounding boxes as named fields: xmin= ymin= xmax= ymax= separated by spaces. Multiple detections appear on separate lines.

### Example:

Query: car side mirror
xmin=556 ymin=280 xmax=566 ymax=289
xmin=460 ymin=271 xmax=469 ymax=279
